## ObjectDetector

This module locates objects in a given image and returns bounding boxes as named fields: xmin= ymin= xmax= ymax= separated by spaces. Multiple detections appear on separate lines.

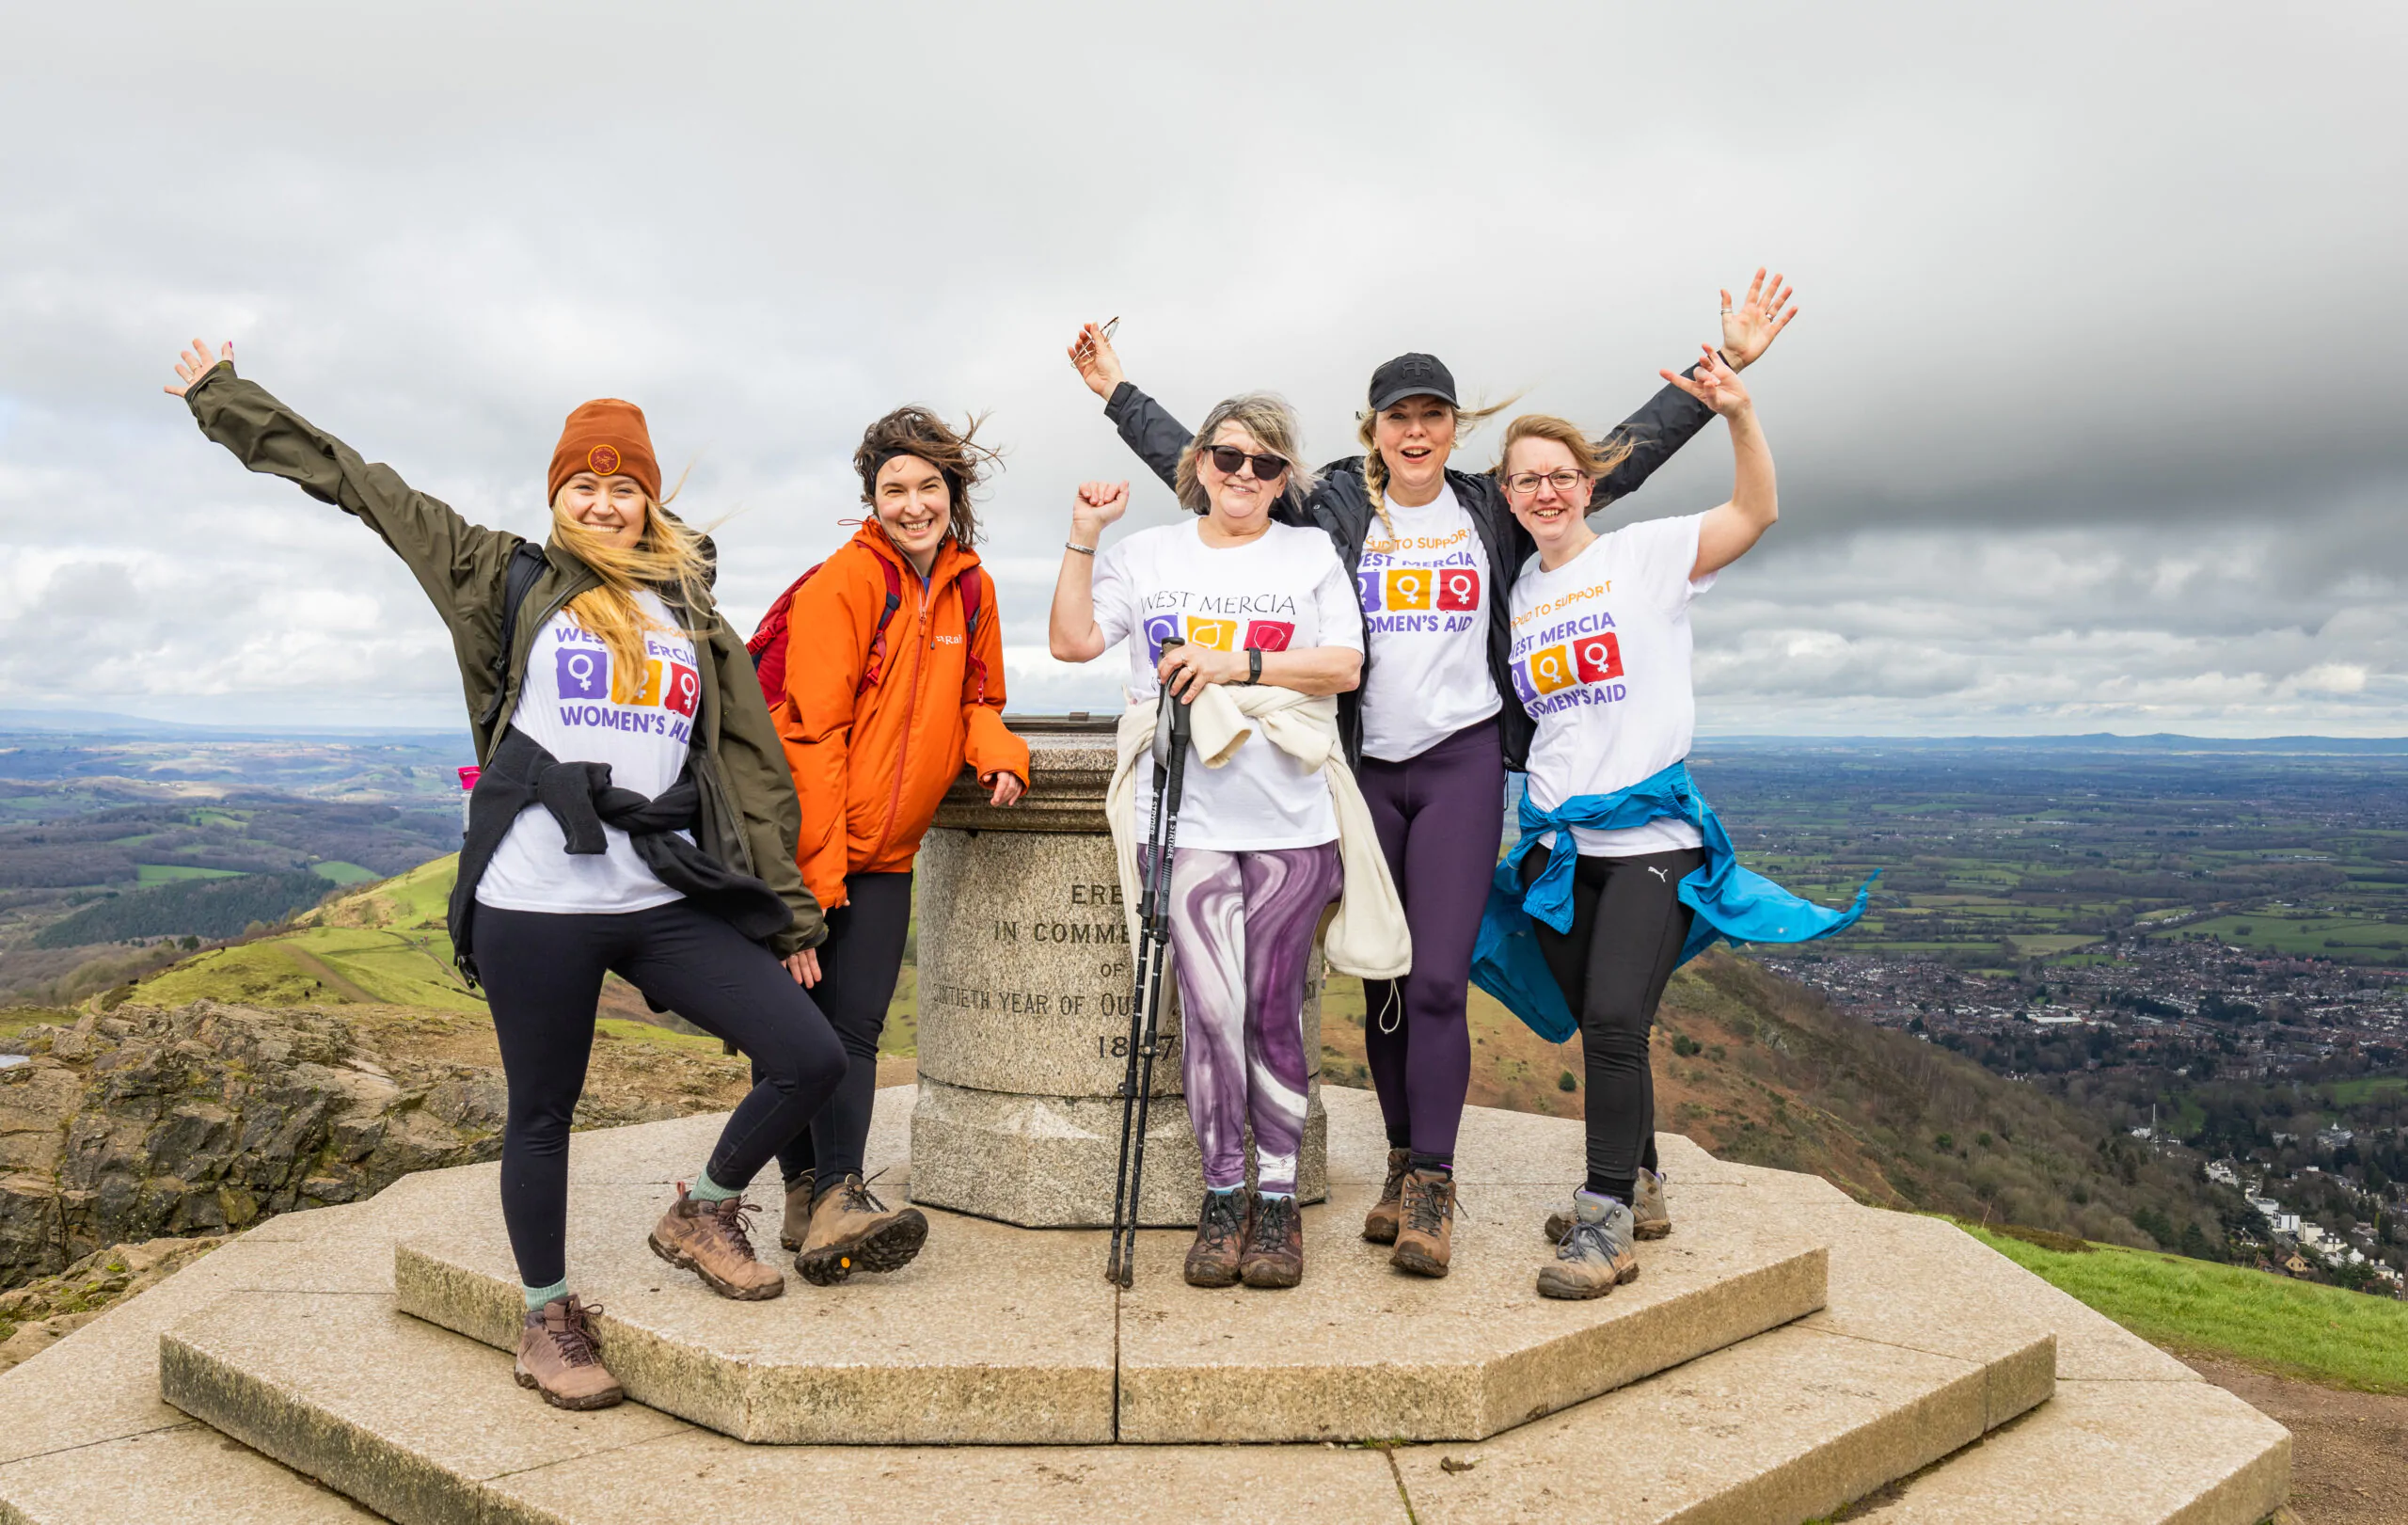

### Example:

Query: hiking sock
xmin=523 ymin=1278 xmax=570 ymax=1311
xmin=687 ymin=1170 xmax=743 ymax=1204
xmin=1409 ymin=1152 xmax=1453 ymax=1175
xmin=1258 ymin=1188 xmax=1297 ymax=1200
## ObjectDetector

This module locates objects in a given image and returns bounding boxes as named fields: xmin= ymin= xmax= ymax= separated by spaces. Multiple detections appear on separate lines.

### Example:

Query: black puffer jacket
xmin=1102 ymin=374 xmax=1713 ymax=770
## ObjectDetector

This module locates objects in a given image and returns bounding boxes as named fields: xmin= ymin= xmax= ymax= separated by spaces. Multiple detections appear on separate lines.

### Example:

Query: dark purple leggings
xmin=1358 ymin=718 xmax=1505 ymax=1165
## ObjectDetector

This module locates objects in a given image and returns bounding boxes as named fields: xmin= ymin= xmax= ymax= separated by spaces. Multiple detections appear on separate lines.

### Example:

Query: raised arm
xmin=1069 ymin=321 xmax=1188 ymax=491
xmin=1049 ymin=480 xmax=1128 ymax=661
xmin=1591 ymin=269 xmax=1799 ymax=511
xmin=1659 ymin=347 xmax=1777 ymax=579
xmin=165 ymin=339 xmax=518 ymax=614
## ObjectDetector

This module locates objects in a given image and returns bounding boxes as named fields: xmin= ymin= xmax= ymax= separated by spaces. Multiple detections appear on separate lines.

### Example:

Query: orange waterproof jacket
xmin=773 ymin=524 xmax=1028 ymax=912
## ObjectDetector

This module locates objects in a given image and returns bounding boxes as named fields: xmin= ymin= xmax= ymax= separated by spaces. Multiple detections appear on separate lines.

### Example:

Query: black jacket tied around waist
xmin=448 ymin=728 xmax=795 ymax=983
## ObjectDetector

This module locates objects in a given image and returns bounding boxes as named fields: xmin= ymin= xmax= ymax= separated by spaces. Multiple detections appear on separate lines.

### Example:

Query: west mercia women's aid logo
xmin=1522 ymin=631 xmax=1624 ymax=697
xmin=553 ymin=646 xmax=701 ymax=719
xmin=1144 ymin=613 xmax=1295 ymax=660
xmin=1359 ymin=567 xmax=1480 ymax=612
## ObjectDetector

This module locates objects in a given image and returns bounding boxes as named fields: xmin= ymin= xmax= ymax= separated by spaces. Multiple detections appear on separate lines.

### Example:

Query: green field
xmin=134 ymin=864 xmax=246 ymax=883
xmin=1959 ymin=1221 xmax=2408 ymax=1392
xmin=2150 ymin=910 xmax=2408 ymax=959
xmin=310 ymin=861 xmax=381 ymax=884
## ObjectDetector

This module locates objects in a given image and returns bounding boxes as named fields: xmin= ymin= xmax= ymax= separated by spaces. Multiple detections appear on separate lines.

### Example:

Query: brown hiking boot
xmin=514 ymin=1295 xmax=623 ymax=1410
xmin=1184 ymin=1187 xmax=1250 ymax=1288
xmin=1361 ymin=1148 xmax=1410 ymax=1245
xmin=1239 ymin=1192 xmax=1305 ymax=1289
xmin=1546 ymin=1168 xmax=1671 ymax=1243
xmin=1536 ymin=1193 xmax=1640 ymax=1300
xmin=648 ymin=1185 xmax=784 ymax=1300
xmin=1390 ymin=1168 xmax=1456 ymax=1278
xmin=795 ymin=1172 xmax=929 ymax=1286
xmin=778 ymin=1169 xmax=816 ymax=1252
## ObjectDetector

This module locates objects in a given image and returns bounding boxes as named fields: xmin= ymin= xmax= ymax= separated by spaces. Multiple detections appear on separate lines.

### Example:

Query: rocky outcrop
xmin=0 ymin=1001 xmax=517 ymax=1284
xmin=0 ymin=1233 xmax=221 ymax=1373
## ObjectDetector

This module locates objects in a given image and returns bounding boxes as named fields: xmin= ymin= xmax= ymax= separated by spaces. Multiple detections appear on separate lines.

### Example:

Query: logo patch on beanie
xmin=588 ymin=443 xmax=623 ymax=476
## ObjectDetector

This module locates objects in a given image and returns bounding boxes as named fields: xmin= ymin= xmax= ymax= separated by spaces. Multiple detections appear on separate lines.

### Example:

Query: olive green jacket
xmin=183 ymin=362 xmax=824 ymax=955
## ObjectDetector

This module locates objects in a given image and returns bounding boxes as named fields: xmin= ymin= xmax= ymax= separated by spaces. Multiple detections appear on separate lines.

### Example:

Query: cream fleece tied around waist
xmin=1108 ymin=685 xmax=1411 ymax=980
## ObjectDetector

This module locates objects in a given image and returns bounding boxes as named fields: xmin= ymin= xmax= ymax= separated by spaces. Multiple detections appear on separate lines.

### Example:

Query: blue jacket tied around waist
xmin=1470 ymin=761 xmax=1877 ymax=1043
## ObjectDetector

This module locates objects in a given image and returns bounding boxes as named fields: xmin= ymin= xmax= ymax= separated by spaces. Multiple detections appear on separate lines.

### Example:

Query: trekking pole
xmin=1106 ymin=639 xmax=1194 ymax=1287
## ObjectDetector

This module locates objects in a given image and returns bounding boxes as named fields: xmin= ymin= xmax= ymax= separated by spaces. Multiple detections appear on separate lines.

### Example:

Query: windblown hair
xmin=548 ymin=483 xmax=717 ymax=683
xmin=851 ymin=406 xmax=1002 ymax=549
xmin=1494 ymin=413 xmax=1637 ymax=485
xmin=1356 ymin=389 xmax=1518 ymax=539
xmin=1173 ymin=392 xmax=1317 ymax=514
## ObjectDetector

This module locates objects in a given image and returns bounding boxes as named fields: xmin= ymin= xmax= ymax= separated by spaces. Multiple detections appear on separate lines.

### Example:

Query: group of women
xmin=160 ymin=267 xmax=1861 ymax=1411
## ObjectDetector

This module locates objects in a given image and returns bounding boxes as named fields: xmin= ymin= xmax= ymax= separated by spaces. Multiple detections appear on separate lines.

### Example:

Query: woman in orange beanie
xmin=167 ymin=340 xmax=845 ymax=1411
xmin=755 ymin=405 xmax=1029 ymax=1284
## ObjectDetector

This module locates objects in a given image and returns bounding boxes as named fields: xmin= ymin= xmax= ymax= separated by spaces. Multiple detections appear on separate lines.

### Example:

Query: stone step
xmin=158 ymin=1285 xmax=2036 ymax=1525
xmin=389 ymin=1166 xmax=1827 ymax=1444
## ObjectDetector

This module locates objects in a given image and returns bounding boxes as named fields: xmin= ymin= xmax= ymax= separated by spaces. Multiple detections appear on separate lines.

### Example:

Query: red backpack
xmin=748 ymin=553 xmax=987 ymax=710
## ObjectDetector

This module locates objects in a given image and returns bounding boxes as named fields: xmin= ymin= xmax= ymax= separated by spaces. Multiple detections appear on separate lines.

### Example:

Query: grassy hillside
xmin=1960 ymin=1220 xmax=2408 ymax=1392
xmin=33 ymin=868 xmax=334 ymax=947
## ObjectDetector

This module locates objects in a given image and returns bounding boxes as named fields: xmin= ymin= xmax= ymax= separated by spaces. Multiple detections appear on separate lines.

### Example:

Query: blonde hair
xmin=1356 ymin=392 xmax=1517 ymax=538
xmin=1494 ymin=413 xmax=1637 ymax=486
xmin=1174 ymin=392 xmax=1318 ymax=513
xmin=547 ymin=481 xmax=716 ymax=681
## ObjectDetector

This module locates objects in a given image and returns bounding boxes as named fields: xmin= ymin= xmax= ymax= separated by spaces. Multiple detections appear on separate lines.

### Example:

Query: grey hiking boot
xmin=1536 ymin=1191 xmax=1640 ymax=1300
xmin=1362 ymin=1148 xmax=1411 ymax=1245
xmin=1546 ymin=1168 xmax=1671 ymax=1243
xmin=515 ymin=1295 xmax=623 ymax=1410
xmin=779 ymin=1169 xmax=816 ymax=1252
xmin=795 ymin=1172 xmax=929 ymax=1286
xmin=648 ymin=1184 xmax=785 ymax=1301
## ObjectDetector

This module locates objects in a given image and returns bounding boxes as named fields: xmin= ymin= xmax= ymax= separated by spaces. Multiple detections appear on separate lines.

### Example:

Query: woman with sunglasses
xmin=1066 ymin=274 xmax=1797 ymax=1278
xmin=1050 ymin=392 xmax=1400 ymax=1292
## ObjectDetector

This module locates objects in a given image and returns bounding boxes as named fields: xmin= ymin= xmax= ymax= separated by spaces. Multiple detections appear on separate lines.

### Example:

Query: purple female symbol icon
xmin=556 ymin=646 xmax=610 ymax=700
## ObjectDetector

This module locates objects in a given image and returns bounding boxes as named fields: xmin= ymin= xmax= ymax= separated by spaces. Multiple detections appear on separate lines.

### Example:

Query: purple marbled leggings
xmin=1161 ymin=842 xmax=1344 ymax=1194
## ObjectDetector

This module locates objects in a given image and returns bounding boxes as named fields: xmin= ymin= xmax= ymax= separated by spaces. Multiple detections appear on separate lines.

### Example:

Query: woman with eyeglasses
xmin=1050 ymin=392 xmax=1400 ymax=1293
xmin=1066 ymin=274 xmax=1797 ymax=1278
xmin=1484 ymin=357 xmax=1864 ymax=1298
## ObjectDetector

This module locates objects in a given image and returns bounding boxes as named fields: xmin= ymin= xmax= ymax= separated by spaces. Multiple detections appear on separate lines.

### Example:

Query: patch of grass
xmin=1956 ymin=1221 xmax=2408 ymax=1393
xmin=594 ymin=1018 xmax=732 ymax=1056
xmin=134 ymin=863 xmax=246 ymax=883
xmin=310 ymin=861 xmax=381 ymax=884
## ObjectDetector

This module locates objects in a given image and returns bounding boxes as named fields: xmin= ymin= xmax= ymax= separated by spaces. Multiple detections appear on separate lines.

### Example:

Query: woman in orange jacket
xmin=760 ymin=405 xmax=1029 ymax=1283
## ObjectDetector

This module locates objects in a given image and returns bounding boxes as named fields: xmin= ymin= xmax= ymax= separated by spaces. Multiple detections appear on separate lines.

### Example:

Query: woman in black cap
xmin=1065 ymin=273 xmax=1797 ymax=1276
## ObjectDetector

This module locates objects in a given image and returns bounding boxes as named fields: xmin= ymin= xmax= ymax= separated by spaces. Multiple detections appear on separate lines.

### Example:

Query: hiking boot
xmin=1536 ymin=1191 xmax=1640 ymax=1300
xmin=1546 ymin=1168 xmax=1671 ymax=1243
xmin=1390 ymin=1168 xmax=1456 ymax=1278
xmin=794 ymin=1172 xmax=929 ymax=1286
xmin=1362 ymin=1148 xmax=1410 ymax=1245
xmin=514 ymin=1295 xmax=623 ymax=1410
xmin=1184 ymin=1187 xmax=1250 ymax=1288
xmin=648 ymin=1185 xmax=784 ymax=1301
xmin=778 ymin=1169 xmax=816 ymax=1252
xmin=1239 ymin=1192 xmax=1305 ymax=1289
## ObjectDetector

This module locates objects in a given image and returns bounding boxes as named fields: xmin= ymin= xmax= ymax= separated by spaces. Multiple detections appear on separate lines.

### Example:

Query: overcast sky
xmin=4 ymin=1 xmax=2402 ymax=739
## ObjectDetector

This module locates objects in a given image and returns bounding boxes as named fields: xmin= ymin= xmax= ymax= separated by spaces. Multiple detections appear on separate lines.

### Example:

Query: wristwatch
xmin=1244 ymin=647 xmax=1263 ymax=685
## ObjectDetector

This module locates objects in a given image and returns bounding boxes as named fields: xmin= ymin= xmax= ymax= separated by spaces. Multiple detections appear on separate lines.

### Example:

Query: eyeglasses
xmin=1503 ymin=469 xmax=1589 ymax=496
xmin=1207 ymin=445 xmax=1291 ymax=481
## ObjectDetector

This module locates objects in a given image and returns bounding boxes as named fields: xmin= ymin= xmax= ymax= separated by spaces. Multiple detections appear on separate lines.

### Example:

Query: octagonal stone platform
xmin=388 ymin=1088 xmax=1826 ymax=1445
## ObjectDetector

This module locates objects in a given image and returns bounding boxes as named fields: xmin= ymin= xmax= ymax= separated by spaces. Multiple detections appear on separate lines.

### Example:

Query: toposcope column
xmin=907 ymin=719 xmax=1327 ymax=1228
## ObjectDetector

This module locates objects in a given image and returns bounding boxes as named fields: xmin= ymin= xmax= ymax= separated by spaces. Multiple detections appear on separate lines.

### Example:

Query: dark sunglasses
xmin=1207 ymin=444 xmax=1291 ymax=481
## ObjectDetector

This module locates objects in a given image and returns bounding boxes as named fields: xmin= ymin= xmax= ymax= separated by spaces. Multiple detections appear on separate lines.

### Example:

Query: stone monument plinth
xmin=906 ymin=718 xmax=1326 ymax=1227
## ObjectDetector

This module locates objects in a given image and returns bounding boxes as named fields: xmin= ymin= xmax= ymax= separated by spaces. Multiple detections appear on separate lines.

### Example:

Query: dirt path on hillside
xmin=274 ymin=944 xmax=377 ymax=1004
xmin=2181 ymin=1354 xmax=2408 ymax=1525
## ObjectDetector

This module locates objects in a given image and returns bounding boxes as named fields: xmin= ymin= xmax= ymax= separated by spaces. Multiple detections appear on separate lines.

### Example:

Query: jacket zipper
xmin=874 ymin=565 xmax=931 ymax=860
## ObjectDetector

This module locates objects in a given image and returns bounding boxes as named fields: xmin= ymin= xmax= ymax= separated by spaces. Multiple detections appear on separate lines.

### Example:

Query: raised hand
xmin=1067 ymin=321 xmax=1126 ymax=400
xmin=1719 ymin=269 xmax=1797 ymax=370
xmin=1071 ymin=479 xmax=1130 ymax=543
xmin=166 ymin=338 xmax=233 ymax=397
xmin=1661 ymin=345 xmax=1753 ymax=419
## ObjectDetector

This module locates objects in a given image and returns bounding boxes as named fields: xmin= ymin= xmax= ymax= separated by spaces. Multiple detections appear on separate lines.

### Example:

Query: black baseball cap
xmin=1367 ymin=353 xmax=1459 ymax=412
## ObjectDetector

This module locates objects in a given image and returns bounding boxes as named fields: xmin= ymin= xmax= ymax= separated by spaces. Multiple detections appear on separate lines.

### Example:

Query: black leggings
xmin=755 ymin=870 xmax=914 ymax=1188
xmin=1519 ymin=843 xmax=1704 ymax=1205
xmin=476 ymin=899 xmax=847 ymax=1290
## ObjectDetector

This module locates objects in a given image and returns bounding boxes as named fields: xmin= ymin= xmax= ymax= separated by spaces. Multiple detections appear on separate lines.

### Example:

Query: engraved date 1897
xmin=1096 ymin=1034 xmax=1179 ymax=1060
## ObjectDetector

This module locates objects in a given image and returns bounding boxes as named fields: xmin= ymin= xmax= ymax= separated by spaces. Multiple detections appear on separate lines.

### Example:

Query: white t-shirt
xmin=1092 ymin=519 xmax=1362 ymax=850
xmin=1357 ymin=486 xmax=1503 ymax=763
xmin=1509 ymin=513 xmax=1717 ymax=858
xmin=478 ymin=590 xmax=705 ymax=914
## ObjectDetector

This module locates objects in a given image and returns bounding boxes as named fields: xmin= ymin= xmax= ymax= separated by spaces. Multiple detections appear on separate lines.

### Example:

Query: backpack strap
xmin=476 ymin=542 xmax=553 ymax=731
xmin=958 ymin=566 xmax=990 ymax=707
xmin=858 ymin=556 xmax=905 ymax=697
